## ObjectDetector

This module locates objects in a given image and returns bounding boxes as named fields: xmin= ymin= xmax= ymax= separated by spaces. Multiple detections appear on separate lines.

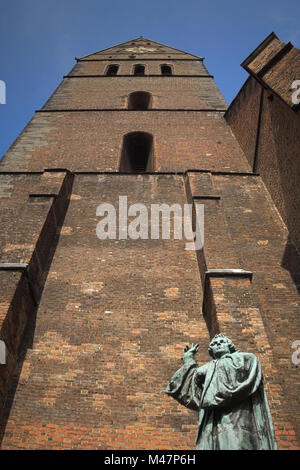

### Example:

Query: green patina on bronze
xmin=166 ymin=334 xmax=277 ymax=450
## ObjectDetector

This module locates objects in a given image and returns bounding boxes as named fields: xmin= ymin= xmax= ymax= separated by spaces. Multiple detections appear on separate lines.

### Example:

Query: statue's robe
xmin=165 ymin=351 xmax=277 ymax=450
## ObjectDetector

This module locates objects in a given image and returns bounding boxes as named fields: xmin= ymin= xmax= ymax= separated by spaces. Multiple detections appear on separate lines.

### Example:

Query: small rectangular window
xmin=120 ymin=132 xmax=153 ymax=172
xmin=133 ymin=65 xmax=145 ymax=76
xmin=106 ymin=65 xmax=119 ymax=76
xmin=128 ymin=92 xmax=152 ymax=110
xmin=161 ymin=65 xmax=172 ymax=76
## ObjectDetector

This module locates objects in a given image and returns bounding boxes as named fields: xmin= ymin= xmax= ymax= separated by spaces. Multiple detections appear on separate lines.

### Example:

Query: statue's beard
xmin=213 ymin=348 xmax=230 ymax=359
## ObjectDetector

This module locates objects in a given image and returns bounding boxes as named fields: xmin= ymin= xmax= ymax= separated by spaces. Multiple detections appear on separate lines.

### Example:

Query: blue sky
xmin=0 ymin=0 xmax=300 ymax=158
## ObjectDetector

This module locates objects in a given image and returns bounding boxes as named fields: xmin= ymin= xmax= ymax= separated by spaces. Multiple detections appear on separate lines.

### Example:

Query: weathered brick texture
xmin=0 ymin=171 xmax=73 ymax=418
xmin=0 ymin=112 xmax=249 ymax=172
xmin=241 ymin=32 xmax=300 ymax=108
xmin=43 ymin=77 xmax=226 ymax=110
xmin=0 ymin=36 xmax=299 ymax=450
xmin=225 ymin=33 xmax=300 ymax=253
xmin=1 ymin=175 xmax=208 ymax=449
xmin=70 ymin=60 xmax=209 ymax=76
xmin=225 ymin=76 xmax=261 ymax=169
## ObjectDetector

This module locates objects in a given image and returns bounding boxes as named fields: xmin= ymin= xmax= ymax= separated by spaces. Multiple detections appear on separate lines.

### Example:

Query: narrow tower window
xmin=106 ymin=64 xmax=119 ymax=76
xmin=120 ymin=132 xmax=153 ymax=173
xmin=133 ymin=64 xmax=145 ymax=76
xmin=128 ymin=92 xmax=152 ymax=110
xmin=161 ymin=64 xmax=172 ymax=75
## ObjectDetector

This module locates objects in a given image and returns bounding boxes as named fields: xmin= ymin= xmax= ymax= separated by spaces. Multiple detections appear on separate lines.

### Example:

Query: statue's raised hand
xmin=184 ymin=343 xmax=199 ymax=356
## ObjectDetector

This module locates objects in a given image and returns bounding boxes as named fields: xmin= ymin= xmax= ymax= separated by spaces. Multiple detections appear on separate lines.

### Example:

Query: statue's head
xmin=208 ymin=333 xmax=237 ymax=359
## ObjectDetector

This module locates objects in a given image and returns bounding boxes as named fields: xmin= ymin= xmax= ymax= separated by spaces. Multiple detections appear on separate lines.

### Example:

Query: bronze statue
xmin=166 ymin=333 xmax=277 ymax=450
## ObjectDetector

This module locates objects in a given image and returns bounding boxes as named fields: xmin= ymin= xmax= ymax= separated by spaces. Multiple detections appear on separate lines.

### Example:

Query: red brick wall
xmin=262 ymin=47 xmax=300 ymax=106
xmin=43 ymin=77 xmax=226 ymax=110
xmin=0 ymin=174 xmax=209 ymax=449
xmin=1 ymin=172 xmax=299 ymax=449
xmin=246 ymin=36 xmax=284 ymax=75
xmin=225 ymin=76 xmax=300 ymax=253
xmin=225 ymin=76 xmax=261 ymax=169
xmin=0 ymin=171 xmax=73 ymax=418
xmin=84 ymin=53 xmax=201 ymax=61
xmin=241 ymin=33 xmax=300 ymax=108
xmin=258 ymin=92 xmax=300 ymax=252
xmin=0 ymin=111 xmax=249 ymax=172
xmin=0 ymin=38 xmax=299 ymax=450
xmin=70 ymin=60 xmax=209 ymax=76
xmin=212 ymin=174 xmax=300 ymax=448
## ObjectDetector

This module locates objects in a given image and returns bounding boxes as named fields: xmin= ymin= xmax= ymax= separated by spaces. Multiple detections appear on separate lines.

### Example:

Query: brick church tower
xmin=0 ymin=35 xmax=299 ymax=449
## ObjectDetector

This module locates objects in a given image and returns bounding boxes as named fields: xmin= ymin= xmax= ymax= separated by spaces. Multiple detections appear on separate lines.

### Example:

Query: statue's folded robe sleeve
xmin=165 ymin=352 xmax=205 ymax=411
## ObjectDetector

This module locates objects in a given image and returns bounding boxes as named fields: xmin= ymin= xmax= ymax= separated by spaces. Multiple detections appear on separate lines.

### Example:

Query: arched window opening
xmin=106 ymin=64 xmax=119 ymax=76
xmin=133 ymin=64 xmax=145 ymax=76
xmin=120 ymin=132 xmax=153 ymax=173
xmin=128 ymin=91 xmax=152 ymax=110
xmin=161 ymin=64 xmax=172 ymax=76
